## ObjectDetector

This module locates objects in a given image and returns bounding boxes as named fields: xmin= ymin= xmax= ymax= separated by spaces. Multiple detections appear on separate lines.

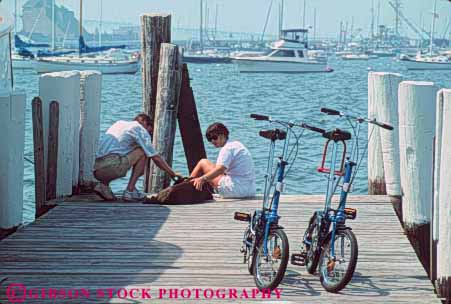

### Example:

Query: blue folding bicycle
xmin=291 ymin=107 xmax=393 ymax=293
xmin=234 ymin=113 xmax=325 ymax=291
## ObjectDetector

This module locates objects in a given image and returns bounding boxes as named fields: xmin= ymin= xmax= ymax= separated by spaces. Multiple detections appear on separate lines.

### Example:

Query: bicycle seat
xmin=322 ymin=128 xmax=351 ymax=141
xmin=259 ymin=129 xmax=287 ymax=141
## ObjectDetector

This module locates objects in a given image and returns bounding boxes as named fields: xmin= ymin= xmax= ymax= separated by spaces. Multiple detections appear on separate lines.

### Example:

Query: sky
xmin=5 ymin=0 xmax=451 ymax=38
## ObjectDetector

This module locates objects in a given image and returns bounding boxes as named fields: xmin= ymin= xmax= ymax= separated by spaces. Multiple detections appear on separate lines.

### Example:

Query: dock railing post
xmin=140 ymin=13 xmax=171 ymax=192
xmin=178 ymin=63 xmax=207 ymax=173
xmin=398 ymin=81 xmax=437 ymax=276
xmin=0 ymin=92 xmax=26 ymax=236
xmin=79 ymin=71 xmax=102 ymax=192
xmin=437 ymin=89 xmax=451 ymax=302
xmin=148 ymin=43 xmax=182 ymax=192
xmin=367 ymin=73 xmax=386 ymax=195
xmin=46 ymin=101 xmax=59 ymax=201
xmin=32 ymin=97 xmax=46 ymax=218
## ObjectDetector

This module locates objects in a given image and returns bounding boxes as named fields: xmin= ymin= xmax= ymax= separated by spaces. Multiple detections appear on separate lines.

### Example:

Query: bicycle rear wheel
xmin=253 ymin=229 xmax=289 ymax=291
xmin=319 ymin=229 xmax=358 ymax=293
xmin=305 ymin=213 xmax=321 ymax=274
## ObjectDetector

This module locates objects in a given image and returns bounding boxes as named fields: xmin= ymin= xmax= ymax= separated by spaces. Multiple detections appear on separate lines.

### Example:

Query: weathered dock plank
xmin=0 ymin=195 xmax=440 ymax=303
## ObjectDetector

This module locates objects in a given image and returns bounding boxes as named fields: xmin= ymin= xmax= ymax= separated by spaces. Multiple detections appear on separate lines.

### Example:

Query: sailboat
xmin=32 ymin=0 xmax=139 ymax=74
xmin=182 ymin=0 xmax=231 ymax=64
xmin=400 ymin=0 xmax=451 ymax=70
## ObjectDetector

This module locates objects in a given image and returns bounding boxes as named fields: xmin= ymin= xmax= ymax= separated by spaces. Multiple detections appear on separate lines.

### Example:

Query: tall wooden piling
xmin=46 ymin=101 xmax=59 ymax=201
xmin=371 ymin=72 xmax=402 ymax=196
xmin=0 ymin=92 xmax=26 ymax=234
xmin=140 ymin=13 xmax=171 ymax=192
xmin=178 ymin=63 xmax=207 ymax=173
xmin=367 ymin=73 xmax=386 ymax=195
xmin=437 ymin=89 xmax=451 ymax=302
xmin=148 ymin=43 xmax=182 ymax=192
xmin=39 ymin=71 xmax=81 ymax=197
xmin=32 ymin=97 xmax=46 ymax=218
xmin=398 ymin=81 xmax=437 ymax=276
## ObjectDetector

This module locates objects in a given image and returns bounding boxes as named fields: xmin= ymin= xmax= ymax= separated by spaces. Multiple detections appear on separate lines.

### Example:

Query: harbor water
xmin=16 ymin=57 xmax=451 ymax=223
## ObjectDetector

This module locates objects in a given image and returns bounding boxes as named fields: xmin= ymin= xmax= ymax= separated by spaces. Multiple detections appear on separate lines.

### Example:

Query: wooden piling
xmin=39 ymin=71 xmax=81 ymax=198
xmin=148 ymin=43 xmax=182 ymax=193
xmin=367 ymin=73 xmax=386 ymax=195
xmin=140 ymin=13 xmax=171 ymax=192
xmin=0 ymin=92 xmax=26 ymax=235
xmin=32 ymin=97 xmax=46 ymax=218
xmin=398 ymin=81 xmax=437 ymax=276
xmin=437 ymin=89 xmax=451 ymax=303
xmin=371 ymin=72 xmax=402 ymax=197
xmin=178 ymin=63 xmax=207 ymax=173
xmin=46 ymin=101 xmax=59 ymax=201
xmin=79 ymin=71 xmax=102 ymax=192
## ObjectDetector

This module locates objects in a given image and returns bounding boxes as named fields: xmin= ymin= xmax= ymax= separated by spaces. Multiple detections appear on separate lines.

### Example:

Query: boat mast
xmin=429 ymin=0 xmax=437 ymax=55
xmin=99 ymin=0 xmax=103 ymax=47
xmin=51 ymin=0 xmax=55 ymax=50
xmin=260 ymin=0 xmax=273 ymax=43
xmin=14 ymin=0 xmax=17 ymax=34
xmin=200 ymin=0 xmax=203 ymax=54
xmin=302 ymin=0 xmax=306 ymax=29
xmin=313 ymin=7 xmax=316 ymax=42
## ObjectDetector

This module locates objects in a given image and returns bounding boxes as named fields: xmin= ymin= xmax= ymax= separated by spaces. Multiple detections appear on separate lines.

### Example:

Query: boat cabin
xmin=267 ymin=48 xmax=305 ymax=59
xmin=280 ymin=29 xmax=308 ymax=48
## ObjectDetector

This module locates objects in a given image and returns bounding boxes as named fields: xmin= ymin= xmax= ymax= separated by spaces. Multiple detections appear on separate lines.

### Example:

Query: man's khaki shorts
xmin=94 ymin=154 xmax=131 ymax=183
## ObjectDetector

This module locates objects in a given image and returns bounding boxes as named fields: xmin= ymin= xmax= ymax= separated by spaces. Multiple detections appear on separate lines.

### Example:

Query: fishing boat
xmin=32 ymin=0 xmax=138 ymax=75
xmin=400 ymin=0 xmax=451 ymax=70
xmin=341 ymin=53 xmax=378 ymax=60
xmin=232 ymin=29 xmax=332 ymax=73
xmin=400 ymin=53 xmax=451 ymax=70
xmin=182 ymin=49 xmax=231 ymax=64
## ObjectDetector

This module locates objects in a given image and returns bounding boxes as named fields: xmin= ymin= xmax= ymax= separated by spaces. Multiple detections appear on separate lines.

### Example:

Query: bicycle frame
xmin=259 ymin=125 xmax=291 ymax=256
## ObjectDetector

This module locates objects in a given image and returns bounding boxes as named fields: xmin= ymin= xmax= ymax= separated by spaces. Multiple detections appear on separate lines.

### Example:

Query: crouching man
xmin=93 ymin=113 xmax=182 ymax=201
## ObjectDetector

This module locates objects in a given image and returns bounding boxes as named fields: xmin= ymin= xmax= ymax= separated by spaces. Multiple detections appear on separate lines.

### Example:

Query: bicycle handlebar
xmin=250 ymin=113 xmax=324 ymax=134
xmin=301 ymin=123 xmax=325 ymax=134
xmin=250 ymin=113 xmax=270 ymax=121
xmin=320 ymin=107 xmax=393 ymax=131
xmin=320 ymin=107 xmax=341 ymax=116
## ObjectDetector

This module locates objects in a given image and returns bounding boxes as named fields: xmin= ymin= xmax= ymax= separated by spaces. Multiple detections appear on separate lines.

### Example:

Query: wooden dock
xmin=0 ymin=195 xmax=440 ymax=303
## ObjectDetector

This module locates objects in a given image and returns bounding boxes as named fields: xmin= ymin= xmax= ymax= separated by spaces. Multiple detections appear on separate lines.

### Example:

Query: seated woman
xmin=191 ymin=122 xmax=256 ymax=198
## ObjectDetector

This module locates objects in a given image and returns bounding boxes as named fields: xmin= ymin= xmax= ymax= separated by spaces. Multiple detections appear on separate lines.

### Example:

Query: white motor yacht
xmin=232 ymin=29 xmax=332 ymax=73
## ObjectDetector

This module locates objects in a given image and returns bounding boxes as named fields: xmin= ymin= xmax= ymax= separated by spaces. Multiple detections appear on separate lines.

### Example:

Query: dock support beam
xmin=398 ymin=81 xmax=437 ymax=276
xmin=140 ymin=13 xmax=171 ymax=192
xmin=436 ymin=89 xmax=451 ymax=303
xmin=178 ymin=63 xmax=207 ymax=173
xmin=0 ymin=92 xmax=26 ymax=237
xmin=148 ymin=43 xmax=182 ymax=192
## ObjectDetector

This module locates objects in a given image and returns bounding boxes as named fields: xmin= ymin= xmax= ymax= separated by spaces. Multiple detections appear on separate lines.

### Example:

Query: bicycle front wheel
xmin=319 ymin=229 xmax=358 ymax=293
xmin=253 ymin=229 xmax=289 ymax=291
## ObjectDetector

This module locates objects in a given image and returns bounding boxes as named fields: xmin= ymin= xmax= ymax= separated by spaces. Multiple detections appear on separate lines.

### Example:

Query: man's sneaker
xmin=94 ymin=183 xmax=117 ymax=201
xmin=123 ymin=189 xmax=147 ymax=201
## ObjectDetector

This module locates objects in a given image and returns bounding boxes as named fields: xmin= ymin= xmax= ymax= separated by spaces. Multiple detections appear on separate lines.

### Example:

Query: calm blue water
xmin=15 ymin=57 xmax=451 ymax=223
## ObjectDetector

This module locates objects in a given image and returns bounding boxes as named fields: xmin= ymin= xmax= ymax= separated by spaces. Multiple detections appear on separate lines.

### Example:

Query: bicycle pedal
xmin=291 ymin=253 xmax=306 ymax=266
